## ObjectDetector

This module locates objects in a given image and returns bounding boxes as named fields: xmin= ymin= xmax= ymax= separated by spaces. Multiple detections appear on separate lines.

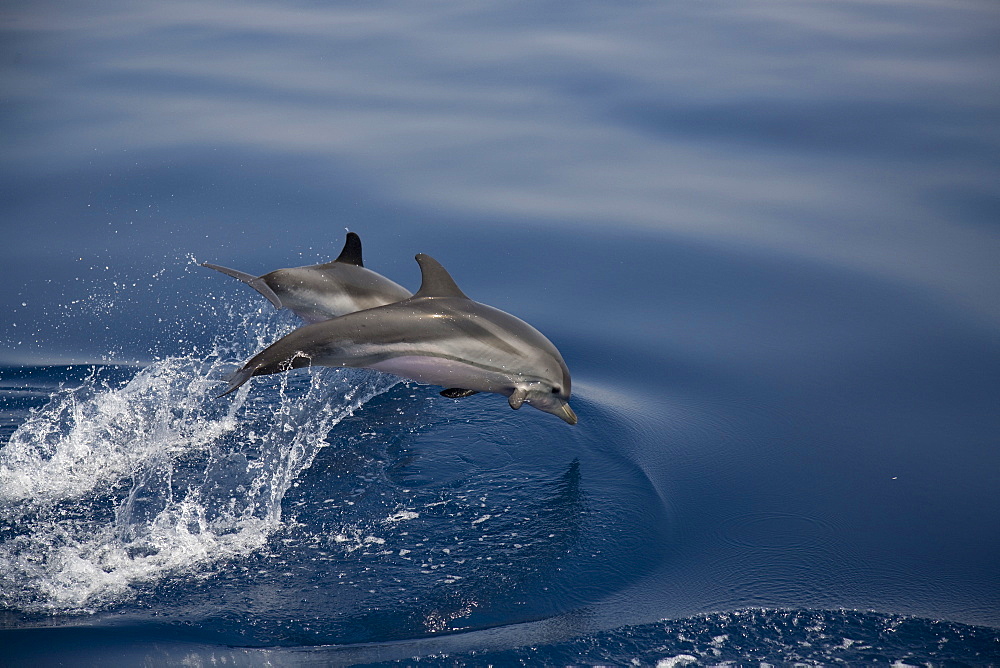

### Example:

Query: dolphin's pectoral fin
xmin=508 ymin=387 xmax=527 ymax=410
xmin=440 ymin=388 xmax=479 ymax=398
xmin=201 ymin=263 xmax=284 ymax=309
xmin=335 ymin=232 xmax=364 ymax=267
xmin=218 ymin=367 xmax=255 ymax=398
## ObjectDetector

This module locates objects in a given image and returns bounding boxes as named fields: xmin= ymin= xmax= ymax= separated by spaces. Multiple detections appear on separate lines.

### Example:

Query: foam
xmin=0 ymin=305 xmax=397 ymax=612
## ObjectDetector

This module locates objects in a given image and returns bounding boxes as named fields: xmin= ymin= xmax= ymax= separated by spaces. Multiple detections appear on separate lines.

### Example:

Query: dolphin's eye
xmin=551 ymin=386 xmax=561 ymax=394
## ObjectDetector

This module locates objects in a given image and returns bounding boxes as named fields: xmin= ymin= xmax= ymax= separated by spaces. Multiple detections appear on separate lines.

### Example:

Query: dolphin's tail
xmin=201 ymin=263 xmax=284 ymax=310
xmin=218 ymin=366 xmax=256 ymax=397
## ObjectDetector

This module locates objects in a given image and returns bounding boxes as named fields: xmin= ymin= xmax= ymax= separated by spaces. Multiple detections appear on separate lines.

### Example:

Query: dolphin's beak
xmin=555 ymin=402 xmax=578 ymax=425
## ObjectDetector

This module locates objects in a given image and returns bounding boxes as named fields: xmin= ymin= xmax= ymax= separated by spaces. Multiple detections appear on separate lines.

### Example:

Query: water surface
xmin=2 ymin=0 xmax=999 ymax=664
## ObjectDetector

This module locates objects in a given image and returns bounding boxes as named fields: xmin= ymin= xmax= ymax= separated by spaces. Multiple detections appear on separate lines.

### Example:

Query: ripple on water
xmin=718 ymin=511 xmax=837 ymax=551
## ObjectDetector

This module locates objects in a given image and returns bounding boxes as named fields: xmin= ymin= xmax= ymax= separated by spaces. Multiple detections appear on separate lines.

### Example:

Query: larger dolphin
xmin=220 ymin=253 xmax=577 ymax=424
xmin=202 ymin=232 xmax=411 ymax=323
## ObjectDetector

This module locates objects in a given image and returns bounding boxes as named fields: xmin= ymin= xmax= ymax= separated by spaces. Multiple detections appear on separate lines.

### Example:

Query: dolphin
xmin=220 ymin=253 xmax=577 ymax=424
xmin=201 ymin=232 xmax=411 ymax=323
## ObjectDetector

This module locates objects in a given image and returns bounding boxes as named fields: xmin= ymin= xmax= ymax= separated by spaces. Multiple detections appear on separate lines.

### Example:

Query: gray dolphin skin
xmin=201 ymin=232 xmax=411 ymax=323
xmin=220 ymin=253 xmax=577 ymax=424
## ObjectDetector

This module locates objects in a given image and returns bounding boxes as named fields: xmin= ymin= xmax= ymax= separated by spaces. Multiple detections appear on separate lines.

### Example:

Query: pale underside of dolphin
xmin=220 ymin=254 xmax=577 ymax=424
xmin=201 ymin=232 xmax=411 ymax=323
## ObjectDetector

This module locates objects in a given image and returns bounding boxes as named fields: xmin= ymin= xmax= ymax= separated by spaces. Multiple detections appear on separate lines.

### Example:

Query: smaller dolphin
xmin=220 ymin=253 xmax=577 ymax=424
xmin=201 ymin=232 xmax=411 ymax=323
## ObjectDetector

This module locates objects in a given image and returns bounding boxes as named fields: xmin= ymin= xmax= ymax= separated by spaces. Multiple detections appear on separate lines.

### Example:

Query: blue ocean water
xmin=2 ymin=0 xmax=1000 ymax=665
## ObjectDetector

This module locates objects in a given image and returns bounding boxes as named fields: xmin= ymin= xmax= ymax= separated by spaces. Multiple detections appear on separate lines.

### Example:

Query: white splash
xmin=655 ymin=655 xmax=698 ymax=668
xmin=0 ymin=356 xmax=242 ymax=504
xmin=385 ymin=510 xmax=420 ymax=523
xmin=0 ymin=304 xmax=398 ymax=612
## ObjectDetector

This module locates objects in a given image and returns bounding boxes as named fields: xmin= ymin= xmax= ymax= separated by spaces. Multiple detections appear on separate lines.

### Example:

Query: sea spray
xmin=0 ymin=303 xmax=398 ymax=612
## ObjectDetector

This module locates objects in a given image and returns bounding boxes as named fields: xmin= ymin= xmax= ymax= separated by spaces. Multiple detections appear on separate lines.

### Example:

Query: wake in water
xmin=0 ymin=303 xmax=398 ymax=613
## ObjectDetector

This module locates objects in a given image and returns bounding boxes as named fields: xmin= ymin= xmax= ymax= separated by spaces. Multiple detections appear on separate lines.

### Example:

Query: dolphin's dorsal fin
xmin=413 ymin=254 xmax=469 ymax=299
xmin=335 ymin=232 xmax=364 ymax=267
